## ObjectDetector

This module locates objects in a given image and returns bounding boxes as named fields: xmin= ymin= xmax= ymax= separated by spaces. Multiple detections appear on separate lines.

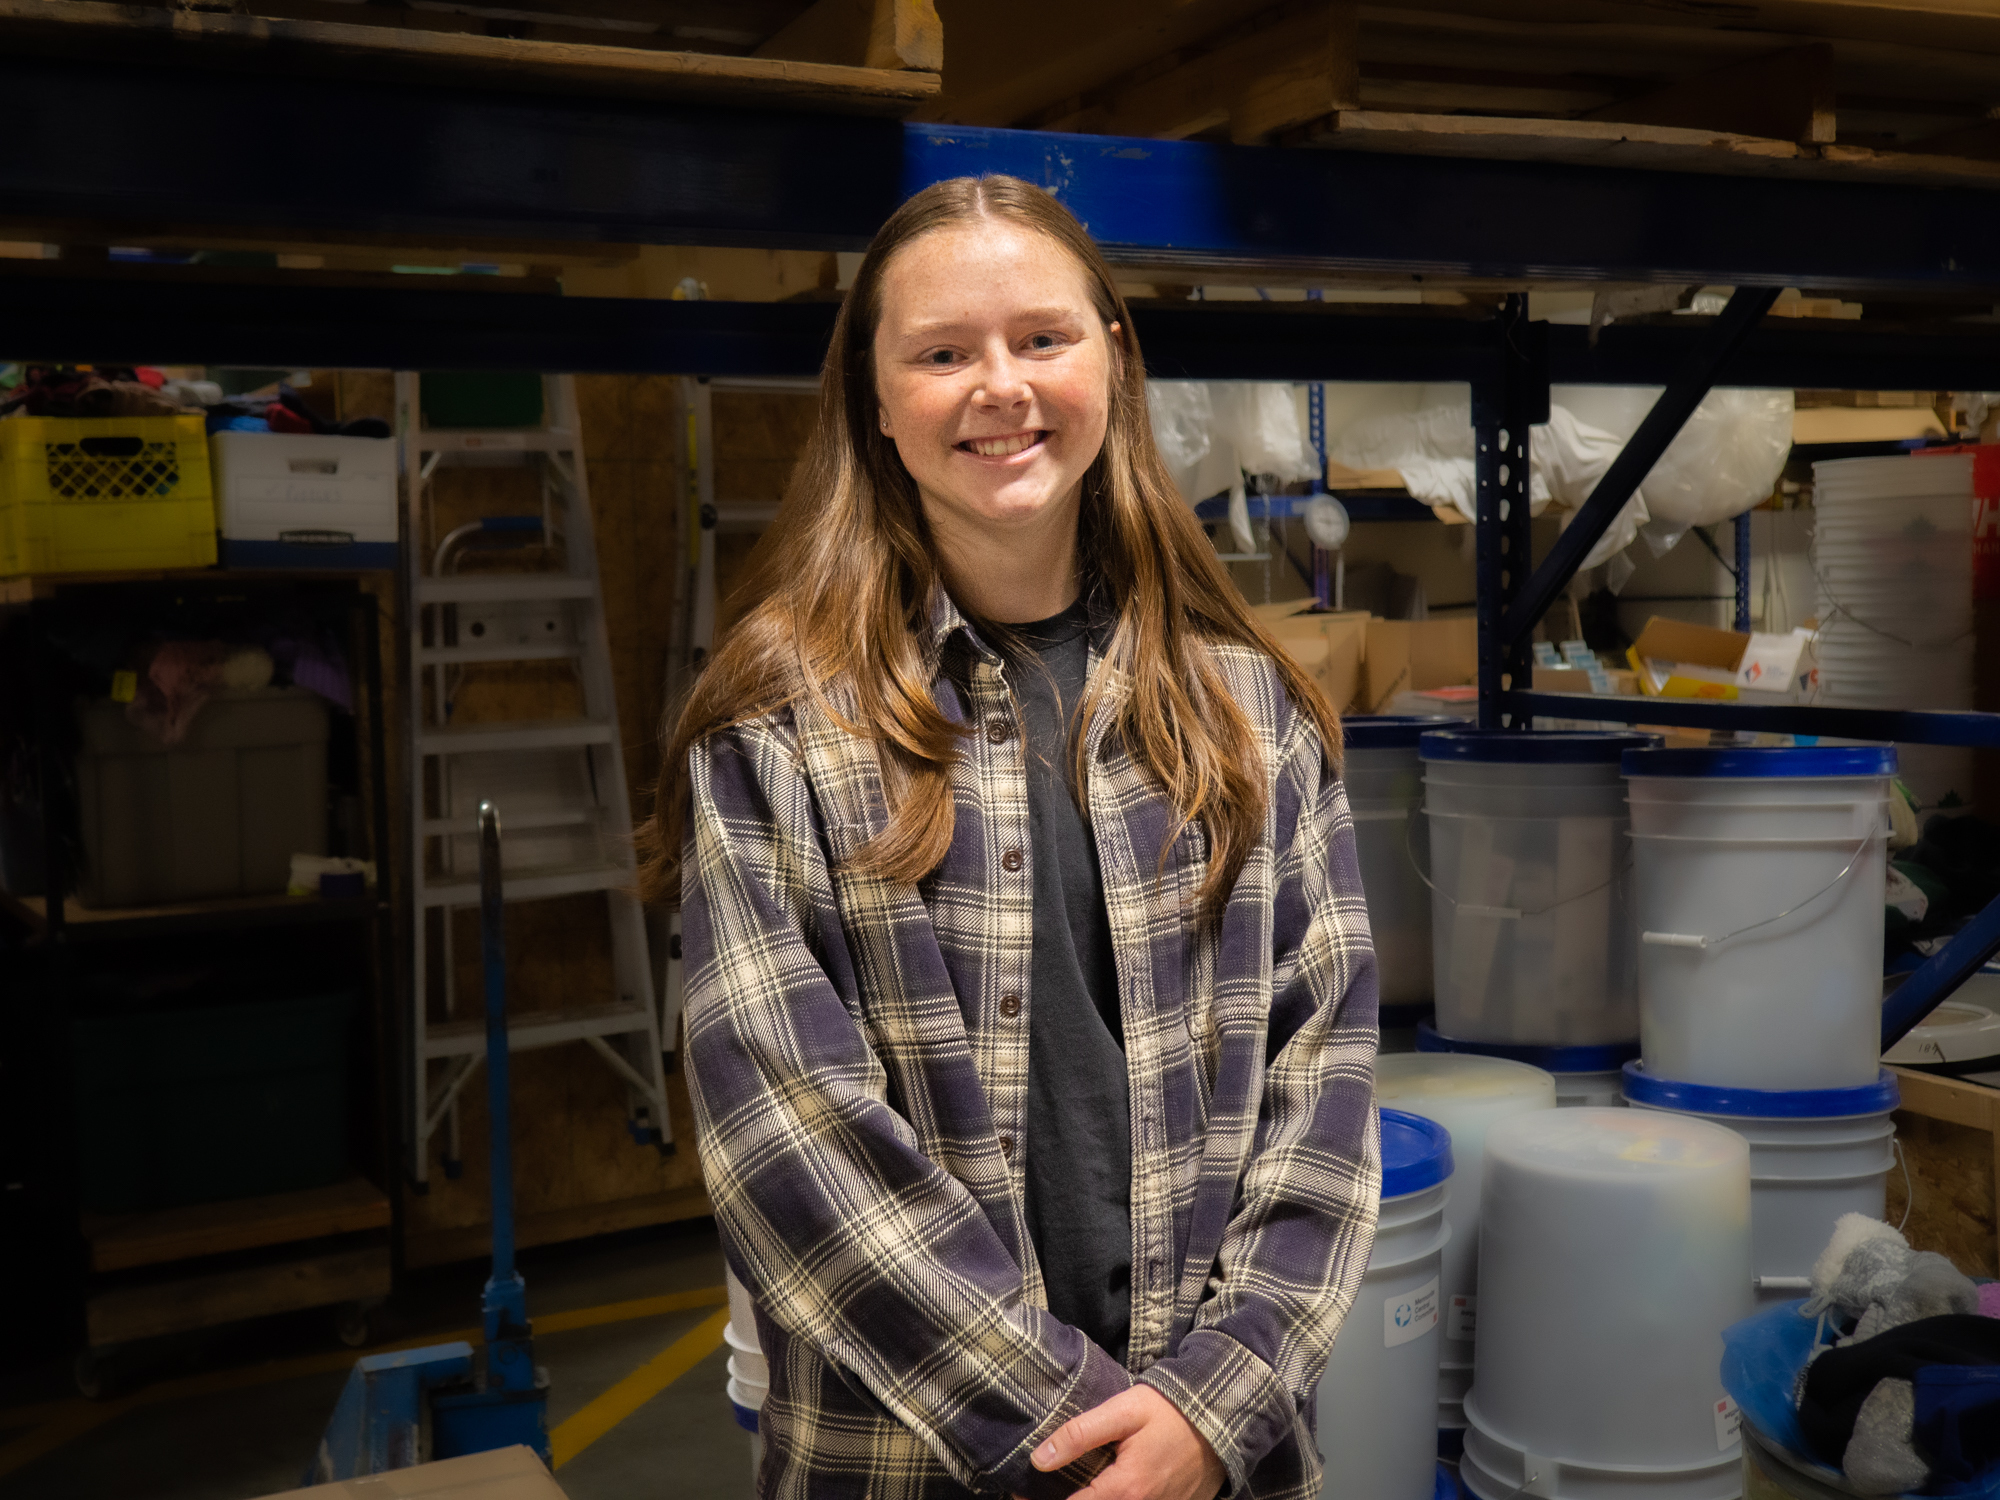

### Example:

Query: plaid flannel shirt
xmin=681 ymin=593 xmax=1381 ymax=1500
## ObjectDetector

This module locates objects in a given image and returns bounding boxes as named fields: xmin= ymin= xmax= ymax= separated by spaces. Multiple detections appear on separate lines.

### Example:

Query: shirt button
xmin=1001 ymin=848 xmax=1023 ymax=873
xmin=999 ymin=994 xmax=1021 ymax=1018
xmin=998 ymin=1134 xmax=1015 ymax=1159
xmin=985 ymin=715 xmax=1012 ymax=745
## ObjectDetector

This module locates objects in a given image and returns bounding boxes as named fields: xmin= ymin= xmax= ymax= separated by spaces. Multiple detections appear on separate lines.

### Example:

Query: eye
xmin=921 ymin=348 xmax=963 ymax=366
xmin=1025 ymin=332 xmax=1068 ymax=352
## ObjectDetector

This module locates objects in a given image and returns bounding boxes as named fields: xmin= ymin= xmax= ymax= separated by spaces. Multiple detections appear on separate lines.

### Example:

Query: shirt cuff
xmin=995 ymin=1335 xmax=1134 ymax=1500
xmin=1136 ymin=1328 xmax=1295 ymax=1496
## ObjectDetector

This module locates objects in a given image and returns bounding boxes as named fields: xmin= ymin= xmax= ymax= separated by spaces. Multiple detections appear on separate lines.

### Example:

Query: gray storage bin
xmin=73 ymin=687 xmax=328 ymax=907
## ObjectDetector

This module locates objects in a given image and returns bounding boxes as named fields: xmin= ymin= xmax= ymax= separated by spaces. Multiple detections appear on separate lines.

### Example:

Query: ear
xmin=879 ymin=409 xmax=894 ymax=437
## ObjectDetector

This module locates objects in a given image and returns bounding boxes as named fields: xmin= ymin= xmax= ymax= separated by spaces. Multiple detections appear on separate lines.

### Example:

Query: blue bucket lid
xmin=1622 ymin=745 xmax=1897 ymax=779
xmin=1419 ymin=727 xmax=1661 ymax=764
xmin=1343 ymin=715 xmax=1460 ymax=750
xmin=731 ymin=1401 xmax=760 ymax=1434
xmin=1621 ymin=1062 xmax=1901 ymax=1118
xmin=1418 ymin=1021 xmax=1639 ymax=1074
xmin=1380 ymin=1106 xmax=1454 ymax=1198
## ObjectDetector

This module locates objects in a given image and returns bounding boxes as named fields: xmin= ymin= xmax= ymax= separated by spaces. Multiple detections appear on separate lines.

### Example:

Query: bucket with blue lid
xmin=1623 ymin=744 xmax=1895 ymax=1092
xmin=1344 ymin=715 xmax=1458 ymax=1034
xmin=1419 ymin=729 xmax=1659 ymax=1053
xmin=1624 ymin=1065 xmax=1901 ymax=1306
xmin=1319 ymin=1108 xmax=1455 ymax=1500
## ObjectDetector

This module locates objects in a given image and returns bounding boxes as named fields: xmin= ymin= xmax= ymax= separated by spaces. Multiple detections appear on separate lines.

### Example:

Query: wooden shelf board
xmin=0 ymin=0 xmax=939 ymax=116
xmin=0 ymin=888 xmax=374 ymax=935
xmin=402 ymin=1186 xmax=711 ymax=1270
xmin=1 ymin=567 xmax=387 ymax=604
xmin=86 ymin=1244 xmax=390 ymax=1347
xmin=84 ymin=1176 xmax=391 ymax=1274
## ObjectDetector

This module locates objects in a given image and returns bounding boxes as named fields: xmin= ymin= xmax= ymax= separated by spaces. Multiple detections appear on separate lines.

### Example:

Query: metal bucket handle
xmin=1402 ymin=802 xmax=1628 ymax=921
xmin=1639 ymin=835 xmax=1871 ymax=953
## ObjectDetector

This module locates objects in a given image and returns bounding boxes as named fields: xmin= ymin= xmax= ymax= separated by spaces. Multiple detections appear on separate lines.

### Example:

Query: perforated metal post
xmin=1473 ymin=297 xmax=1548 ymax=729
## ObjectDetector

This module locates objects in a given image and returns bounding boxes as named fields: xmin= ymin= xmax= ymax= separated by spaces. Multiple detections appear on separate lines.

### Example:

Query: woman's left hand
xmin=1029 ymin=1384 xmax=1226 ymax=1500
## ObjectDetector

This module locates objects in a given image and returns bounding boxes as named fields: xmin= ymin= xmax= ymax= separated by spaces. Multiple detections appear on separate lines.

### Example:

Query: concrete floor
xmin=0 ymin=1219 xmax=757 ymax=1500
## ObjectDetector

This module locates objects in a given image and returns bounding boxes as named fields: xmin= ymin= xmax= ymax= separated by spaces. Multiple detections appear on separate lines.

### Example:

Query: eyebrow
xmin=896 ymin=307 xmax=1091 ymax=337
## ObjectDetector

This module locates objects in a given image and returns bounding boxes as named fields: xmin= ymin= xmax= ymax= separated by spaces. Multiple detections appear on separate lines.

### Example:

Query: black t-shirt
xmin=1007 ymin=598 xmax=1133 ymax=1366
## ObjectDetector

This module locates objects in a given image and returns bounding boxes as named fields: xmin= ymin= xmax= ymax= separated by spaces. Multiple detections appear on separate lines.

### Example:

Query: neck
xmin=926 ymin=487 xmax=1083 ymax=624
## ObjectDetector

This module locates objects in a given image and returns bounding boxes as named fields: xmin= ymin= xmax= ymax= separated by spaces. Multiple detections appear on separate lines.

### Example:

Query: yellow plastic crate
xmin=0 ymin=415 xmax=218 ymax=576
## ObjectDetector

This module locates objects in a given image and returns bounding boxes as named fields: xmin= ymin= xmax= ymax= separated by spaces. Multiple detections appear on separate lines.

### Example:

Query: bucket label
xmin=1715 ymin=1395 xmax=1740 ymax=1451
xmin=1385 ymin=1277 xmax=1439 ymax=1348
xmin=1448 ymin=1294 xmax=1476 ymax=1341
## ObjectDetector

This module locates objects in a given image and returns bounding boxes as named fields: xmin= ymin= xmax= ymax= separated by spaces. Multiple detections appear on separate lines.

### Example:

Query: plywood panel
xmin=1886 ymin=1109 xmax=1999 ymax=1278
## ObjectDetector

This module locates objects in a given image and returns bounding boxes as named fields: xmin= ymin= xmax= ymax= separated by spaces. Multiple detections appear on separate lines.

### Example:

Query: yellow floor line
xmin=549 ymin=1307 xmax=730 ymax=1471
xmin=0 ymin=1284 xmax=726 ymax=1482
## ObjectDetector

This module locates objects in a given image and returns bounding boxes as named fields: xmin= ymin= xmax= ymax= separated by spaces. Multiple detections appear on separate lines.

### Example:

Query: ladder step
xmin=419 ymin=861 xmax=633 ymax=907
xmin=413 ymin=428 xmax=576 ymax=454
xmin=418 ymin=719 xmax=613 ymax=756
xmin=425 ymin=1002 xmax=655 ymax=1057
xmin=422 ymin=807 xmax=595 ymax=837
xmin=418 ymin=642 xmax=583 ymax=666
xmin=417 ymin=575 xmax=594 ymax=604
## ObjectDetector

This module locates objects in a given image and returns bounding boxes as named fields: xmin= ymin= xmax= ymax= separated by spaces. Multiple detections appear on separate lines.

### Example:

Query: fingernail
xmin=1033 ymin=1442 xmax=1057 ymax=1469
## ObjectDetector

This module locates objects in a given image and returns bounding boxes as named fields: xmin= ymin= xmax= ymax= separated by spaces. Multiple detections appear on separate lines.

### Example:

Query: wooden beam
xmin=1585 ymin=43 xmax=1836 ymax=145
xmin=1295 ymin=108 xmax=1807 ymax=172
xmin=1907 ymin=118 xmax=2000 ymax=162
xmin=921 ymin=0 xmax=1277 ymax=127
xmin=86 ymin=1247 xmax=391 ymax=1346
xmin=0 ymin=0 xmax=939 ymax=115
xmin=1230 ymin=4 xmax=1359 ymax=144
xmin=84 ymin=1176 xmax=391 ymax=1274
xmin=755 ymin=0 xmax=943 ymax=72
xmin=1044 ymin=3 xmax=1359 ymax=143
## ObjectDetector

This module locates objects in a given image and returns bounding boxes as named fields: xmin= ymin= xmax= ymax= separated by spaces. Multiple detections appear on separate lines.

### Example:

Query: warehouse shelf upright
xmin=0 ymin=572 xmax=400 ymax=1380
xmin=5 ymin=56 xmax=2000 ymax=1119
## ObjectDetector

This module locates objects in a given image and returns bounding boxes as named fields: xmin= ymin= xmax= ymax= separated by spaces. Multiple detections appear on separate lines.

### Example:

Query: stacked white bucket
xmin=1377 ymin=1054 xmax=1555 ymax=1463
xmin=1620 ymin=744 xmax=1902 ymax=1305
xmin=1459 ymin=1109 xmax=1753 ymax=1500
xmin=1342 ymin=715 xmax=1458 ymax=1050
xmin=1416 ymin=728 xmax=1658 ymax=1102
xmin=1317 ymin=1108 xmax=1454 ymax=1500
xmin=1811 ymin=452 xmax=1976 ymax=811
xmin=724 ymin=1266 xmax=768 ymax=1479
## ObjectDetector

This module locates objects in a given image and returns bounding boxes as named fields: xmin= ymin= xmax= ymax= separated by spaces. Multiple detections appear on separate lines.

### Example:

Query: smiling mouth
xmin=958 ymin=431 xmax=1046 ymax=458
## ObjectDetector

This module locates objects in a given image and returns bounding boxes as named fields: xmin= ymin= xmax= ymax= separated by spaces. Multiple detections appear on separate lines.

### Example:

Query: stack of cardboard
xmin=1254 ymin=600 xmax=1478 ymax=715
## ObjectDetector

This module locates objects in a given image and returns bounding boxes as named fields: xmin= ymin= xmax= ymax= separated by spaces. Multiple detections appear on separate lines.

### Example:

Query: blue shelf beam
xmin=1882 ymin=898 xmax=2000 ymax=1051
xmin=1505 ymin=693 xmax=2000 ymax=748
xmin=1500 ymin=286 xmax=1781 ymax=651
xmin=1471 ymin=295 xmax=1545 ymax=728
xmin=17 ymin=57 xmax=2000 ymax=291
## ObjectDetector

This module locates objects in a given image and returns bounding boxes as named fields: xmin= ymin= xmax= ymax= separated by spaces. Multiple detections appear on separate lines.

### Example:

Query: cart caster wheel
xmin=73 ymin=1347 xmax=114 ymax=1400
xmin=335 ymin=1301 xmax=376 ymax=1349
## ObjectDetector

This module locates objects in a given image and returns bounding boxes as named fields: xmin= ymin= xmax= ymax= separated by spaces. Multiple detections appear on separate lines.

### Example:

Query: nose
xmin=974 ymin=343 xmax=1030 ymax=409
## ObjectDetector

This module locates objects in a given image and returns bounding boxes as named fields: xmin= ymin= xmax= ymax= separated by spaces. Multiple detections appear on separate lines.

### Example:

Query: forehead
xmin=877 ymin=219 xmax=1099 ymax=328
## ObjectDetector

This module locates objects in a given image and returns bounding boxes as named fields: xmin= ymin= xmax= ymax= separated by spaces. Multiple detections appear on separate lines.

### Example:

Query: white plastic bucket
xmin=1419 ymin=1025 xmax=1638 ymax=1117
xmin=1318 ymin=1109 xmax=1454 ymax=1500
xmin=1376 ymin=1054 xmax=1556 ymax=1450
xmin=1624 ymin=745 xmax=1894 ymax=1091
xmin=1624 ymin=1065 xmax=1900 ymax=1306
xmin=724 ymin=1265 xmax=768 ymax=1482
xmin=1462 ymin=1109 xmax=1751 ymax=1500
xmin=1345 ymin=717 xmax=1456 ymax=1019
xmin=1421 ymin=730 xmax=1658 ymax=1048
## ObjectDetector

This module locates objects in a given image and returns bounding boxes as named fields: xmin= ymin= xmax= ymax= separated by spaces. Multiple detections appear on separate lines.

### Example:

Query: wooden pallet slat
xmin=83 ymin=1176 xmax=391 ymax=1274
xmin=85 ymin=1246 xmax=391 ymax=1346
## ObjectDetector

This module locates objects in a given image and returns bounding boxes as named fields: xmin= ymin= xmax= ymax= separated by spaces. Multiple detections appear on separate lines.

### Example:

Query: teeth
xmin=967 ymin=432 xmax=1039 ymax=457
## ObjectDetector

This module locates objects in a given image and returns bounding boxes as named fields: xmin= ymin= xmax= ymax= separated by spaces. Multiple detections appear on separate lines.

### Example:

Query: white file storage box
xmin=212 ymin=432 xmax=397 ymax=568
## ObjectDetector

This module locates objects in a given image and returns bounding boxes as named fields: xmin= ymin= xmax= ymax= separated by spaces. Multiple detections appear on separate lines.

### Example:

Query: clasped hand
xmin=1019 ymin=1384 xmax=1226 ymax=1500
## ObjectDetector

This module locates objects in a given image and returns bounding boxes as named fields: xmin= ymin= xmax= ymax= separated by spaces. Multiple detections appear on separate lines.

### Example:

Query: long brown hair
xmin=637 ymin=174 xmax=1341 ymax=915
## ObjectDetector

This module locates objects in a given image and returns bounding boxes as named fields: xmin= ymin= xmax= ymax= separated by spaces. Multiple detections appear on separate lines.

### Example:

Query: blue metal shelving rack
xmin=5 ymin=63 xmax=1996 ymax=1042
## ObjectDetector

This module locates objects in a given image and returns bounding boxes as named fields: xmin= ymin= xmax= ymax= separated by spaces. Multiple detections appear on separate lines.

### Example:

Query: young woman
xmin=641 ymin=175 xmax=1380 ymax=1500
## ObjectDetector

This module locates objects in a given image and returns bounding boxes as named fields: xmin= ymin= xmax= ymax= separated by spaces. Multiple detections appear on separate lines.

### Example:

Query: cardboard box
xmin=1266 ymin=608 xmax=1370 ymax=713
xmin=255 ymin=1446 xmax=567 ymax=1499
xmin=1360 ymin=618 xmax=1478 ymax=714
xmin=1627 ymin=617 xmax=1816 ymax=705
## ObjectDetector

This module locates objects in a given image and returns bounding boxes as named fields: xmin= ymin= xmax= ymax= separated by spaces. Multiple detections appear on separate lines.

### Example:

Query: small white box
xmin=212 ymin=431 xmax=397 ymax=568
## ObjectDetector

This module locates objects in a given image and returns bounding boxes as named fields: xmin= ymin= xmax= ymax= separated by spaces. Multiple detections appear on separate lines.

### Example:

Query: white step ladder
xmin=398 ymin=372 xmax=670 ymax=1190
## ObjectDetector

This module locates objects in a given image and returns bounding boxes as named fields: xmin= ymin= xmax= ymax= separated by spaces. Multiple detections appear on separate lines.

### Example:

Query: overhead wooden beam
xmin=755 ymin=0 xmax=943 ymax=72
xmin=1584 ymin=43 xmax=1836 ymax=145
xmin=921 ymin=0 xmax=1277 ymax=127
xmin=0 ymin=0 xmax=940 ymax=112
xmin=1042 ymin=2 xmax=1359 ymax=143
